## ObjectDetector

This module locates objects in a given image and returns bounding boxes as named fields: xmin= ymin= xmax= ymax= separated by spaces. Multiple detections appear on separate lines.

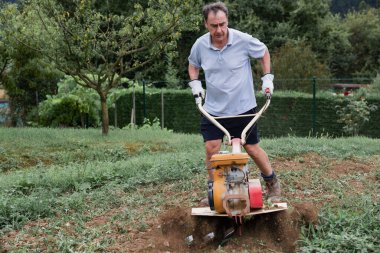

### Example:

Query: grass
xmin=299 ymin=197 xmax=380 ymax=253
xmin=0 ymin=127 xmax=379 ymax=252
xmin=263 ymin=136 xmax=380 ymax=158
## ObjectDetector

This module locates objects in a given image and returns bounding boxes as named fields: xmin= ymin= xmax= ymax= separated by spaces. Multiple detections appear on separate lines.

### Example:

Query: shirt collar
xmin=227 ymin=28 xmax=233 ymax=45
xmin=208 ymin=28 xmax=233 ymax=50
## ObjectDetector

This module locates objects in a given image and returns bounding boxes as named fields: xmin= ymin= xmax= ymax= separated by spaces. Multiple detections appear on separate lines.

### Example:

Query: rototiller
xmin=191 ymin=90 xmax=287 ymax=220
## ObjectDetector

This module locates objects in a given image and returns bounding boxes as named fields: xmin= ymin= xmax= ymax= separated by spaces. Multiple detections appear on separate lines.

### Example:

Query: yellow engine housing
xmin=210 ymin=153 xmax=250 ymax=168
xmin=210 ymin=153 xmax=250 ymax=215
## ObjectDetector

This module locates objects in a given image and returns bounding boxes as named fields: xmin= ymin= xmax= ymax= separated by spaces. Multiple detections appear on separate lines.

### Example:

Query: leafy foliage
xmin=317 ymin=14 xmax=355 ymax=78
xmin=344 ymin=8 xmax=380 ymax=77
xmin=37 ymin=76 xmax=100 ymax=127
xmin=290 ymin=0 xmax=331 ymax=40
xmin=0 ymin=3 xmax=63 ymax=124
xmin=107 ymin=89 xmax=380 ymax=137
xmin=2 ymin=0 xmax=380 ymax=132
xmin=0 ymin=0 xmax=199 ymax=134
xmin=228 ymin=0 xmax=299 ymax=48
xmin=164 ymin=52 xmax=180 ymax=89
xmin=272 ymin=41 xmax=330 ymax=91
xmin=335 ymin=97 xmax=378 ymax=136
xmin=34 ymin=75 xmax=132 ymax=127
xmin=0 ymin=32 xmax=10 ymax=84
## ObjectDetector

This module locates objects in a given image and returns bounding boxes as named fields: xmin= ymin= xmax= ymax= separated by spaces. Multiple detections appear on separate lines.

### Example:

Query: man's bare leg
xmin=244 ymin=143 xmax=281 ymax=202
xmin=205 ymin=139 xmax=222 ymax=180
xmin=244 ymin=143 xmax=272 ymax=176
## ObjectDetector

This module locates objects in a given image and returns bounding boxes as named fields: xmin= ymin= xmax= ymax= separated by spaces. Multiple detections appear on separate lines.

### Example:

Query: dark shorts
xmin=200 ymin=108 xmax=260 ymax=145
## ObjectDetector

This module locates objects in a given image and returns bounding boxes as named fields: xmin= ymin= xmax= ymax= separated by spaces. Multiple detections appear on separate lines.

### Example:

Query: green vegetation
xmin=300 ymin=198 xmax=380 ymax=252
xmin=336 ymin=97 xmax=378 ymax=136
xmin=0 ymin=128 xmax=379 ymax=252
xmin=1 ymin=1 xmax=379 ymax=249
xmin=1 ymin=0 xmax=380 ymax=131
xmin=272 ymin=42 xmax=330 ymax=91
xmin=106 ymin=89 xmax=380 ymax=138
xmin=0 ymin=0 xmax=200 ymax=134
xmin=33 ymin=75 xmax=134 ymax=128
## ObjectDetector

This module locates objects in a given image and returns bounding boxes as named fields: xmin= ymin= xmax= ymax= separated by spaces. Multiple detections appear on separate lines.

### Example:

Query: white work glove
xmin=189 ymin=80 xmax=205 ymax=98
xmin=261 ymin=74 xmax=274 ymax=97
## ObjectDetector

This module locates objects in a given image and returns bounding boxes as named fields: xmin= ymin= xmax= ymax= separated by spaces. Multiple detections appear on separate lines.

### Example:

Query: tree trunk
xmin=99 ymin=92 xmax=109 ymax=135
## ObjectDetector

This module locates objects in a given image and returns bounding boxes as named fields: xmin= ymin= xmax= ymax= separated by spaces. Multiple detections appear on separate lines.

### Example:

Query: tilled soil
xmin=114 ymin=202 xmax=318 ymax=253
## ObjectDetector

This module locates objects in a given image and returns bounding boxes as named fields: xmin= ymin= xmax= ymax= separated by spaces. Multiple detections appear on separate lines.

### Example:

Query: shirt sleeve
xmin=247 ymin=36 xmax=267 ymax=59
xmin=188 ymin=40 xmax=201 ymax=68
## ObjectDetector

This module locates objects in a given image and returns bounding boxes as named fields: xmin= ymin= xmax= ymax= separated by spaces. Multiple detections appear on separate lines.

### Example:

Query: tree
xmin=0 ymin=8 xmax=11 ymax=87
xmin=272 ymin=41 xmax=330 ymax=91
xmin=1 ymin=0 xmax=199 ymax=135
xmin=316 ymin=13 xmax=355 ymax=78
xmin=344 ymin=8 xmax=380 ymax=77
xmin=0 ymin=3 xmax=62 ymax=125
xmin=227 ymin=0 xmax=300 ymax=49
xmin=225 ymin=0 xmax=336 ymax=79
xmin=0 ymin=39 xmax=10 ymax=88
xmin=289 ymin=0 xmax=331 ymax=52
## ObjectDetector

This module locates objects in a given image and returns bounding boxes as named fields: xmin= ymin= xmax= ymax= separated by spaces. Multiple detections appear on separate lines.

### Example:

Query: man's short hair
xmin=202 ymin=2 xmax=228 ymax=21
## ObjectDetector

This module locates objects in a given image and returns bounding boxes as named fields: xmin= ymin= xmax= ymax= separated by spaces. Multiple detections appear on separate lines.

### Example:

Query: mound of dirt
xmin=157 ymin=202 xmax=318 ymax=253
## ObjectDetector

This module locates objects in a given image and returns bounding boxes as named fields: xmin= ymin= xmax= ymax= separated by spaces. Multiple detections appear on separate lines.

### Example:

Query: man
xmin=188 ymin=2 xmax=281 ymax=203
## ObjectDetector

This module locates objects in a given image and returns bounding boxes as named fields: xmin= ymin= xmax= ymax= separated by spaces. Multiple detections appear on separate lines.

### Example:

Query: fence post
xmin=142 ymin=79 xmax=146 ymax=119
xmin=35 ymin=90 xmax=39 ymax=125
xmin=131 ymin=86 xmax=136 ymax=126
xmin=114 ymin=103 xmax=117 ymax=128
xmin=161 ymin=89 xmax=164 ymax=129
xmin=312 ymin=77 xmax=317 ymax=135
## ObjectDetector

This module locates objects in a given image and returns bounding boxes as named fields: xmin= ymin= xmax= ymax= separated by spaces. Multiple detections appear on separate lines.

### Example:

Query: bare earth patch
xmin=101 ymin=202 xmax=317 ymax=253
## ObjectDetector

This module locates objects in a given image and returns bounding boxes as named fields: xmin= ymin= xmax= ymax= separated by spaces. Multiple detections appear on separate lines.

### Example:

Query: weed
xmin=375 ymin=170 xmax=380 ymax=180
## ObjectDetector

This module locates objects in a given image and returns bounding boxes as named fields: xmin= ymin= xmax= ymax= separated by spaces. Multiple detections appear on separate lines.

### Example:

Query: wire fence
xmin=110 ymin=77 xmax=379 ymax=138
xmin=143 ymin=76 xmax=373 ymax=92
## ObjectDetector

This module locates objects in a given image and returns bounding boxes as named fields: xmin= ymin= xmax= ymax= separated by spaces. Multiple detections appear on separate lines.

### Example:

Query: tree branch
xmin=0 ymin=59 xmax=9 ymax=77
xmin=124 ymin=58 xmax=153 ymax=74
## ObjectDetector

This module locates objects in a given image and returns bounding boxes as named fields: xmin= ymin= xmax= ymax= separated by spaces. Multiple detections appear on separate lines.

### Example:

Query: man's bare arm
xmin=260 ymin=49 xmax=271 ymax=75
xmin=188 ymin=64 xmax=200 ymax=80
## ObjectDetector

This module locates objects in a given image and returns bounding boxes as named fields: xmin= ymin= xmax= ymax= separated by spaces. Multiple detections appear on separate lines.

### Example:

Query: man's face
xmin=204 ymin=10 xmax=228 ymax=45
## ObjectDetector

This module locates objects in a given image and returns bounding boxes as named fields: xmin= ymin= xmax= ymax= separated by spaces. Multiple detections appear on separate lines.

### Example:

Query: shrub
xmin=33 ymin=75 xmax=130 ymax=127
xmin=335 ymin=97 xmax=378 ymax=136
xmin=35 ymin=76 xmax=101 ymax=127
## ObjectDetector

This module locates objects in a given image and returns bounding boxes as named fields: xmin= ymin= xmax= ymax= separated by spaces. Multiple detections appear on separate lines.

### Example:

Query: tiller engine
xmin=209 ymin=138 xmax=263 ymax=218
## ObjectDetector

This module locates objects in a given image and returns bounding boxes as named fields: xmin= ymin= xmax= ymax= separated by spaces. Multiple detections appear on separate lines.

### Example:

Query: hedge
xmin=109 ymin=89 xmax=380 ymax=138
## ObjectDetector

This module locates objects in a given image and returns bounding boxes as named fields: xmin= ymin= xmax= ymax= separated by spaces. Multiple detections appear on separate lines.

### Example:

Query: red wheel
xmin=248 ymin=179 xmax=263 ymax=209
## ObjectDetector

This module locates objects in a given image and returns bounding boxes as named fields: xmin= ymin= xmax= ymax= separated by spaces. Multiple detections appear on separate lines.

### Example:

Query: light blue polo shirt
xmin=188 ymin=28 xmax=267 ymax=116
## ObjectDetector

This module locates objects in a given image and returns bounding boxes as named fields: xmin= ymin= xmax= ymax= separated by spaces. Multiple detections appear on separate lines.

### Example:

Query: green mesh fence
xmin=109 ymin=77 xmax=380 ymax=138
